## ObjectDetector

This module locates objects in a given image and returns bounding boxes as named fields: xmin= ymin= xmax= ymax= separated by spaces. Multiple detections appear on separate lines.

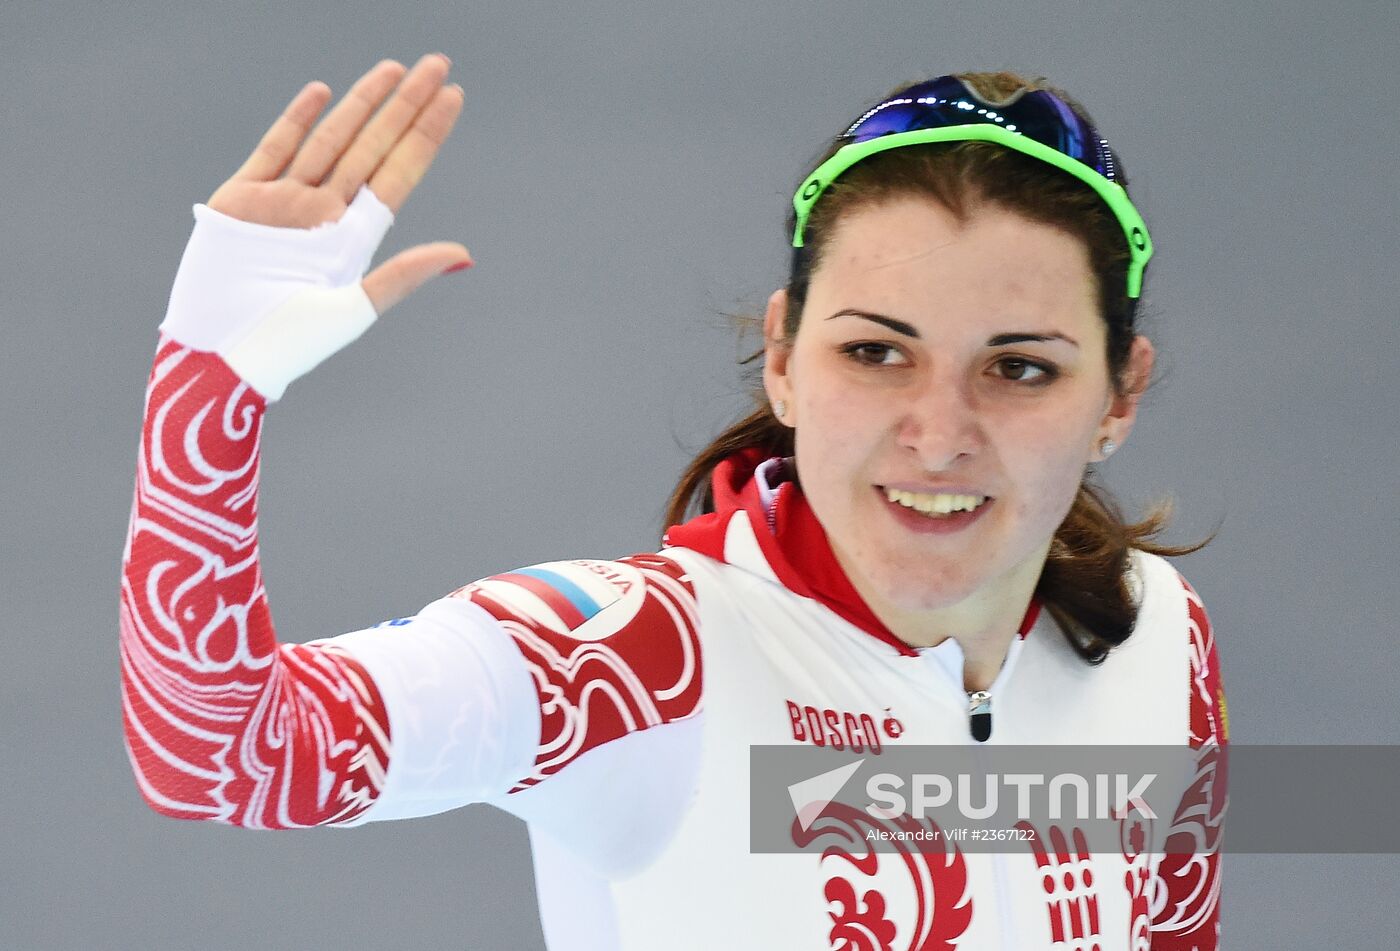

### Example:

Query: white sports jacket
xmin=120 ymin=190 xmax=1227 ymax=950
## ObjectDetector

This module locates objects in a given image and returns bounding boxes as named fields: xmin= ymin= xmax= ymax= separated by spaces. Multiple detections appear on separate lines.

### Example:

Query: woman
xmin=120 ymin=52 xmax=1227 ymax=949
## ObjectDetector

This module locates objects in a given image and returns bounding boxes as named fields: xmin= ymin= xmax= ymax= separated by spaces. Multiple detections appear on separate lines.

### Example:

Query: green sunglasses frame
xmin=790 ymin=125 xmax=1153 ymax=299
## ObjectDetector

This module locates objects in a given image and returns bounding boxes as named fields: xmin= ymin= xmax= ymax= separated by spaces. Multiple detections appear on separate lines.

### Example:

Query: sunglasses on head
xmin=791 ymin=76 xmax=1152 ymax=300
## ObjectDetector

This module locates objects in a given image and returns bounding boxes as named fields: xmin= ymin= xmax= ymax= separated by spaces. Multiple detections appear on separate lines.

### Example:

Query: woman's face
xmin=763 ymin=197 xmax=1153 ymax=616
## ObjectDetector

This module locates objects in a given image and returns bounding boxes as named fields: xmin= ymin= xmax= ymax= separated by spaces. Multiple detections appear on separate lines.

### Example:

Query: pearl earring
xmin=773 ymin=400 xmax=787 ymax=419
xmin=1099 ymin=437 xmax=1117 ymax=457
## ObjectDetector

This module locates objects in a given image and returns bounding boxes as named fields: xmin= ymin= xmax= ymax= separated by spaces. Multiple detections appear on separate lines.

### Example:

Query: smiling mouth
xmin=877 ymin=485 xmax=993 ymax=518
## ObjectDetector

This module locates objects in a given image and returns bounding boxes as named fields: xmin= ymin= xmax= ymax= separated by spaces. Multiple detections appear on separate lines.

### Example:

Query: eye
xmin=996 ymin=357 xmax=1057 ymax=384
xmin=841 ymin=342 xmax=909 ymax=367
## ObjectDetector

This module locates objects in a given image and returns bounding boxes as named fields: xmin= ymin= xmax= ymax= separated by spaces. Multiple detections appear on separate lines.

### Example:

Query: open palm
xmin=208 ymin=53 xmax=472 ymax=314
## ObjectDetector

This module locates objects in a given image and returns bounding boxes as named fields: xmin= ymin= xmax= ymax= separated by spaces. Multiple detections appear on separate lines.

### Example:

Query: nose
xmin=895 ymin=372 xmax=988 ymax=471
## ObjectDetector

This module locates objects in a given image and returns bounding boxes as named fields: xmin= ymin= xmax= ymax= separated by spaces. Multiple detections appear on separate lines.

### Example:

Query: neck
xmin=834 ymin=537 xmax=1051 ymax=691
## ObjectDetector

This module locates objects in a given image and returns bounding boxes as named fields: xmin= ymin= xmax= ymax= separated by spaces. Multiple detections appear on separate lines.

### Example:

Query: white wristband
xmin=159 ymin=184 xmax=395 ymax=401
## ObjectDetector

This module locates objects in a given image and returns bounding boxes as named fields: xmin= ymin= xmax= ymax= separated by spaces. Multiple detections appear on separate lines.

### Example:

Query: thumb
xmin=362 ymin=241 xmax=473 ymax=315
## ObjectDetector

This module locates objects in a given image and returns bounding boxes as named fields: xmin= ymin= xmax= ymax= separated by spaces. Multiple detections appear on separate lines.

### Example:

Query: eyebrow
xmin=988 ymin=331 xmax=1080 ymax=349
xmin=826 ymin=309 xmax=1080 ymax=349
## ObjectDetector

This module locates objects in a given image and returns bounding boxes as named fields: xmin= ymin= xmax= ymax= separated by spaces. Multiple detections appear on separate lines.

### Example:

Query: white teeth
xmin=883 ymin=487 xmax=987 ymax=514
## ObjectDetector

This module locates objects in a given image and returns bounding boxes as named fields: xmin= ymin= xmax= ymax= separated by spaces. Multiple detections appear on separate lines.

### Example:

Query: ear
xmin=1096 ymin=334 xmax=1155 ymax=459
xmin=761 ymin=288 xmax=796 ymax=427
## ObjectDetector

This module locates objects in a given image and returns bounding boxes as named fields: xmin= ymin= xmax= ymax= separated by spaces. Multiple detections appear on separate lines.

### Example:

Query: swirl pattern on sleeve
xmin=120 ymin=339 xmax=391 ymax=828
xmin=449 ymin=555 xmax=702 ymax=793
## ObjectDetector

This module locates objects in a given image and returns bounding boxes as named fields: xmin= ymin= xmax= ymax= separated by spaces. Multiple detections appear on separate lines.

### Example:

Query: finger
xmin=362 ymin=241 xmax=473 ymax=316
xmin=367 ymin=83 xmax=465 ymax=213
xmin=285 ymin=59 xmax=406 ymax=185
xmin=326 ymin=52 xmax=451 ymax=203
xmin=231 ymin=81 xmax=333 ymax=182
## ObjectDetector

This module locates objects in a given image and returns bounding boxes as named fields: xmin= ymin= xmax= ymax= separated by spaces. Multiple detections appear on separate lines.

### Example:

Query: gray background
xmin=2 ymin=0 xmax=1397 ymax=948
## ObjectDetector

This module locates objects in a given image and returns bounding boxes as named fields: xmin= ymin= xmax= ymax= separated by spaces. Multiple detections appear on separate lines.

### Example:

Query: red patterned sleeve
xmin=1149 ymin=578 xmax=1229 ymax=949
xmin=446 ymin=555 xmax=702 ymax=793
xmin=120 ymin=339 xmax=391 ymax=828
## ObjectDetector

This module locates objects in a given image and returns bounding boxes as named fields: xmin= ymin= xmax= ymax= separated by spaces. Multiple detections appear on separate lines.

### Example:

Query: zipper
xmin=923 ymin=637 xmax=1025 ymax=949
xmin=762 ymin=462 xmax=783 ymax=534
xmin=971 ymin=656 xmax=1019 ymax=946
xmin=966 ymin=685 xmax=1015 ymax=947
xmin=967 ymin=689 xmax=993 ymax=742
xmin=964 ymin=684 xmax=1015 ymax=948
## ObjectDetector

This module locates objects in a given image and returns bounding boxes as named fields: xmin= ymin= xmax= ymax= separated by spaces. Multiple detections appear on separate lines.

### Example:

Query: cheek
xmin=999 ymin=407 xmax=1098 ymax=521
xmin=793 ymin=395 xmax=855 ymax=500
xmin=791 ymin=377 xmax=891 ymax=520
xmin=795 ymin=374 xmax=884 ymax=458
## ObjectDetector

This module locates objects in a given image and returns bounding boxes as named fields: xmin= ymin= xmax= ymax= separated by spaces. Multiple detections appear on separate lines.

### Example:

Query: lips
xmin=880 ymin=485 xmax=990 ymax=515
xmin=873 ymin=485 xmax=994 ymax=535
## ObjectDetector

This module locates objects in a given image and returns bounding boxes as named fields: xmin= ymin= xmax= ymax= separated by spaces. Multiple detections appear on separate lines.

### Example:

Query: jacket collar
xmin=664 ymin=447 xmax=1041 ymax=657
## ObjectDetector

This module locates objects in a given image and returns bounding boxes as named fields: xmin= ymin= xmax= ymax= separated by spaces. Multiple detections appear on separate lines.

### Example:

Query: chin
xmin=865 ymin=555 xmax=982 ymax=612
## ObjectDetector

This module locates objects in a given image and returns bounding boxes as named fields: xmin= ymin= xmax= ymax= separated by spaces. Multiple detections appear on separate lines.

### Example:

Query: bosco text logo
xmin=786 ymin=700 xmax=903 ymax=755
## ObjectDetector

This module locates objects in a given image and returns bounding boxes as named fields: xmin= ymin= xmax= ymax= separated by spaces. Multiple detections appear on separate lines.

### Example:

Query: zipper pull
xmin=968 ymin=690 xmax=992 ymax=742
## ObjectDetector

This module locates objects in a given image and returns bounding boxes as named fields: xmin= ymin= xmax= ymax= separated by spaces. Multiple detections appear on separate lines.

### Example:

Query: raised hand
xmin=207 ymin=53 xmax=472 ymax=314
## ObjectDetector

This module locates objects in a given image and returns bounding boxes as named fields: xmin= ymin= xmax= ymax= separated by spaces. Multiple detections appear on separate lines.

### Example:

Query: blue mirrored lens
xmin=843 ymin=76 xmax=1115 ymax=181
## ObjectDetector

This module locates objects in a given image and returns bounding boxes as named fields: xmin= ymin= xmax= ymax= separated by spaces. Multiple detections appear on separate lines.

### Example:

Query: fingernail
xmin=437 ymin=52 xmax=452 ymax=67
xmin=443 ymin=260 xmax=472 ymax=274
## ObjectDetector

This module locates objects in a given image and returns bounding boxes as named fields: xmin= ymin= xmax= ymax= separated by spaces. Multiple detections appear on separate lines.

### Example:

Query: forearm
xmin=118 ymin=59 xmax=484 ymax=829
xmin=120 ymin=337 xmax=390 ymax=827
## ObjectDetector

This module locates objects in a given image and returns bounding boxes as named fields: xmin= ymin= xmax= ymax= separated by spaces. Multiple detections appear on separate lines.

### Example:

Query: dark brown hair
xmin=662 ymin=71 xmax=1217 ymax=663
